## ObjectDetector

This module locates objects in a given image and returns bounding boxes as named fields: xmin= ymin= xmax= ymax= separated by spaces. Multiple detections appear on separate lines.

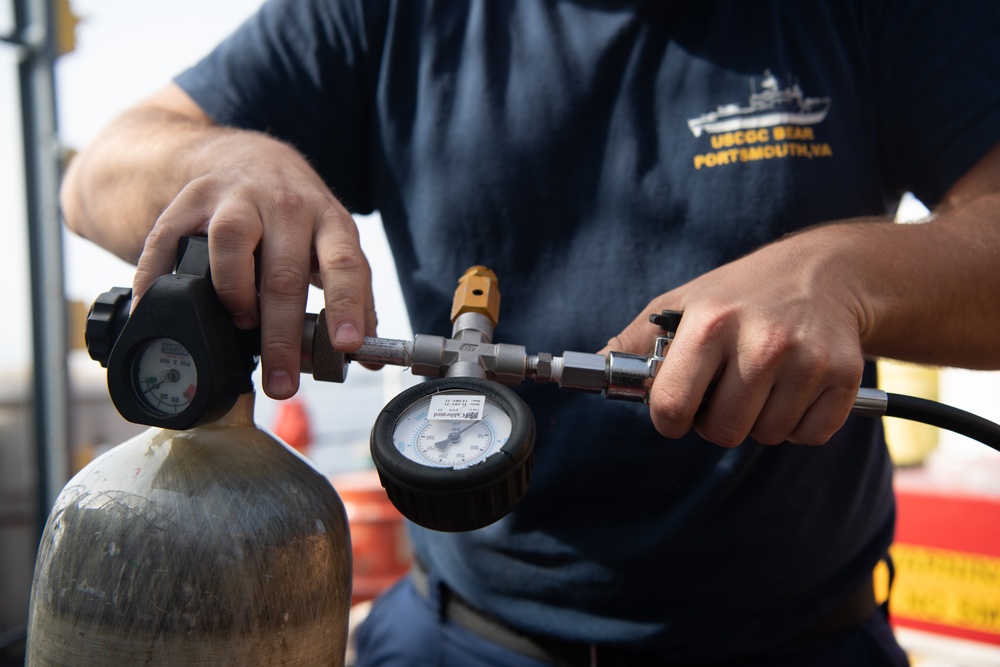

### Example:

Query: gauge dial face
xmin=134 ymin=337 xmax=198 ymax=415
xmin=392 ymin=392 xmax=513 ymax=469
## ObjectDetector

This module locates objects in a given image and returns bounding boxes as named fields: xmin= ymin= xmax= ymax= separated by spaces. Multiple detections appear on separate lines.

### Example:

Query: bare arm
xmin=62 ymin=85 xmax=221 ymax=262
xmin=61 ymin=83 xmax=377 ymax=399
xmin=606 ymin=141 xmax=1000 ymax=446
xmin=859 ymin=142 xmax=1000 ymax=365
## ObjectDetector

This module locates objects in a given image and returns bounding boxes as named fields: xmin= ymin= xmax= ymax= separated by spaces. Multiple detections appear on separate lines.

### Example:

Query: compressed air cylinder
xmin=25 ymin=392 xmax=351 ymax=666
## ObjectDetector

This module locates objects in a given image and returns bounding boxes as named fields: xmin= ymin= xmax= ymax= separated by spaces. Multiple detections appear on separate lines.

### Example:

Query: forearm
xmin=61 ymin=104 xmax=227 ymax=263
xmin=847 ymin=191 xmax=1000 ymax=368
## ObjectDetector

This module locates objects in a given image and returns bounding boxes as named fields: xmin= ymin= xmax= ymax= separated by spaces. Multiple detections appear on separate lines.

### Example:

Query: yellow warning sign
xmin=882 ymin=544 xmax=1000 ymax=636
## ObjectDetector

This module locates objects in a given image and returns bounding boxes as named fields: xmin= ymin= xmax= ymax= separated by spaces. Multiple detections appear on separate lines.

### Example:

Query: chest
xmin=370 ymin=2 xmax=893 ymax=345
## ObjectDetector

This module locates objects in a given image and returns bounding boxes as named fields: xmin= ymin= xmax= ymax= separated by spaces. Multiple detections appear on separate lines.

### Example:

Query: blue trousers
xmin=354 ymin=574 xmax=910 ymax=667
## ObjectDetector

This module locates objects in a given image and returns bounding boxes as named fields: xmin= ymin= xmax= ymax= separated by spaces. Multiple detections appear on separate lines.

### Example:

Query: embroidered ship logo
xmin=687 ymin=70 xmax=831 ymax=137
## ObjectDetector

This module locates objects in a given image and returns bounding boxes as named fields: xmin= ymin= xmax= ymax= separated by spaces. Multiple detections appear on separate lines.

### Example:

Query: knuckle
xmin=787 ymin=429 xmax=831 ymax=446
xmin=740 ymin=328 xmax=795 ymax=383
xmin=143 ymin=222 xmax=177 ymax=253
xmin=317 ymin=202 xmax=355 ymax=227
xmin=838 ymin=353 xmax=865 ymax=387
xmin=750 ymin=419 xmax=795 ymax=446
xmin=208 ymin=212 xmax=254 ymax=246
xmin=649 ymin=384 xmax=694 ymax=422
xmin=260 ymin=336 xmax=299 ymax=361
xmin=316 ymin=235 xmax=366 ymax=274
xmin=269 ymin=187 xmax=308 ymax=220
xmin=648 ymin=384 xmax=697 ymax=437
xmin=174 ymin=175 xmax=218 ymax=209
xmin=685 ymin=308 xmax=727 ymax=350
xmin=325 ymin=283 xmax=367 ymax=313
xmin=316 ymin=210 xmax=366 ymax=260
xmin=812 ymin=429 xmax=837 ymax=445
xmin=212 ymin=279 xmax=254 ymax=305
xmin=262 ymin=263 xmax=309 ymax=298
xmin=316 ymin=207 xmax=362 ymax=245
xmin=800 ymin=343 xmax=864 ymax=393
xmin=696 ymin=420 xmax=747 ymax=448
xmin=800 ymin=342 xmax=838 ymax=379
xmin=758 ymin=327 xmax=797 ymax=361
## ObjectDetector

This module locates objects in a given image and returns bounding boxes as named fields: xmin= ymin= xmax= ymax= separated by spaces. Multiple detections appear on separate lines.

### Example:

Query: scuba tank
xmin=26 ymin=238 xmax=351 ymax=666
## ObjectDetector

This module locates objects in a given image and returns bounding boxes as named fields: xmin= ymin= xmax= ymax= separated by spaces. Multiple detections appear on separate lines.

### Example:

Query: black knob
xmin=85 ymin=287 xmax=132 ymax=367
xmin=370 ymin=377 xmax=536 ymax=532
xmin=309 ymin=310 xmax=348 ymax=383
xmin=649 ymin=309 xmax=683 ymax=336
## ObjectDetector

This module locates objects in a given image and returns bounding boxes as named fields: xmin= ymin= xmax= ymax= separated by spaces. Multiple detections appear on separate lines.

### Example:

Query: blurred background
xmin=1 ymin=1 xmax=999 ymax=665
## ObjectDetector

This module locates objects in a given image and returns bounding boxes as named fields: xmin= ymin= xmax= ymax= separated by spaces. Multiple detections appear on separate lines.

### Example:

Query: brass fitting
xmin=451 ymin=265 xmax=501 ymax=327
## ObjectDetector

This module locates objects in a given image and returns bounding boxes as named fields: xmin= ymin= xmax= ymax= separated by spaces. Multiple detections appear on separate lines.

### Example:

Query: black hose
xmin=884 ymin=393 xmax=1000 ymax=453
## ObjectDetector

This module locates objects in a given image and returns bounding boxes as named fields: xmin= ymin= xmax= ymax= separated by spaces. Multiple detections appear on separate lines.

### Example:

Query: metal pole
xmin=14 ymin=0 xmax=70 ymax=537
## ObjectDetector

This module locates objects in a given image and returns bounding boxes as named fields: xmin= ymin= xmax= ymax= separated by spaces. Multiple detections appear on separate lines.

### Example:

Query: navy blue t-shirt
xmin=175 ymin=0 xmax=1000 ymax=659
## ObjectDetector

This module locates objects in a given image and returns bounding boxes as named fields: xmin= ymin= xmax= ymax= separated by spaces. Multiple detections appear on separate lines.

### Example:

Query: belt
xmin=411 ymin=560 xmax=877 ymax=667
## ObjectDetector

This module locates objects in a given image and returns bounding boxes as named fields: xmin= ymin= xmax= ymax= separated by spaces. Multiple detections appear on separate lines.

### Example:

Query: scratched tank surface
xmin=26 ymin=393 xmax=352 ymax=666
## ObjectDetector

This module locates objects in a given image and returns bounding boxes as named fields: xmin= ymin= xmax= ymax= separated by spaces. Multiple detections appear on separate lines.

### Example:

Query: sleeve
xmin=872 ymin=0 xmax=1000 ymax=207
xmin=173 ymin=0 xmax=386 ymax=213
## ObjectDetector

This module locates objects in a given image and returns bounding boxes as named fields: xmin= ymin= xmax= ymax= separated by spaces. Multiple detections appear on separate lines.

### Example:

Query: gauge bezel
xmin=371 ymin=377 xmax=535 ymax=531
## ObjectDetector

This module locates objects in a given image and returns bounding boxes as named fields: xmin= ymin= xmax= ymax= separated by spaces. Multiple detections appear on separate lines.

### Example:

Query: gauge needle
xmin=434 ymin=421 xmax=479 ymax=449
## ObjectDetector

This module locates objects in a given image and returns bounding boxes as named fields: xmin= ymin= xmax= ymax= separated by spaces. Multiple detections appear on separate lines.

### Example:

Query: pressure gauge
xmin=86 ymin=237 xmax=257 ymax=430
xmin=371 ymin=377 xmax=535 ymax=532
xmin=133 ymin=337 xmax=199 ymax=416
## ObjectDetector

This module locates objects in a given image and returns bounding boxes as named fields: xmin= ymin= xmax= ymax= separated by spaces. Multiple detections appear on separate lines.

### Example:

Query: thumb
xmin=599 ymin=304 xmax=679 ymax=356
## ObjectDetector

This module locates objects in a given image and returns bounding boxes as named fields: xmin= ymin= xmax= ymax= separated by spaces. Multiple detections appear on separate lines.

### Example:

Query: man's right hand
xmin=61 ymin=83 xmax=377 ymax=400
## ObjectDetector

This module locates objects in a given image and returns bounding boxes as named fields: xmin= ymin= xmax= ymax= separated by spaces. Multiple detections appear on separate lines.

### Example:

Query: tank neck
xmin=210 ymin=391 xmax=257 ymax=428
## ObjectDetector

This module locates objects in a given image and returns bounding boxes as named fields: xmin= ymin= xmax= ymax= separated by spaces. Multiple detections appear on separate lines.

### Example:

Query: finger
xmin=786 ymin=383 xmax=861 ymax=445
xmin=132 ymin=186 xmax=213 ymax=308
xmin=785 ymin=336 xmax=866 ymax=444
xmin=692 ymin=355 xmax=780 ymax=447
xmin=359 ymin=282 xmax=384 ymax=371
xmin=753 ymin=340 xmax=863 ymax=445
xmin=744 ymin=348 xmax=831 ymax=445
xmin=258 ymin=222 xmax=313 ymax=400
xmin=314 ymin=208 xmax=372 ymax=352
xmin=207 ymin=199 xmax=264 ymax=329
xmin=363 ymin=273 xmax=379 ymax=338
xmin=647 ymin=316 xmax=727 ymax=439
xmin=747 ymin=378 xmax=823 ymax=445
xmin=311 ymin=267 xmax=382 ymax=369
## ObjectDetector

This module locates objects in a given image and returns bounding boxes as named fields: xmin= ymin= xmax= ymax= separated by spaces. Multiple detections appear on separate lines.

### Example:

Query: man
xmin=62 ymin=1 xmax=1000 ymax=664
